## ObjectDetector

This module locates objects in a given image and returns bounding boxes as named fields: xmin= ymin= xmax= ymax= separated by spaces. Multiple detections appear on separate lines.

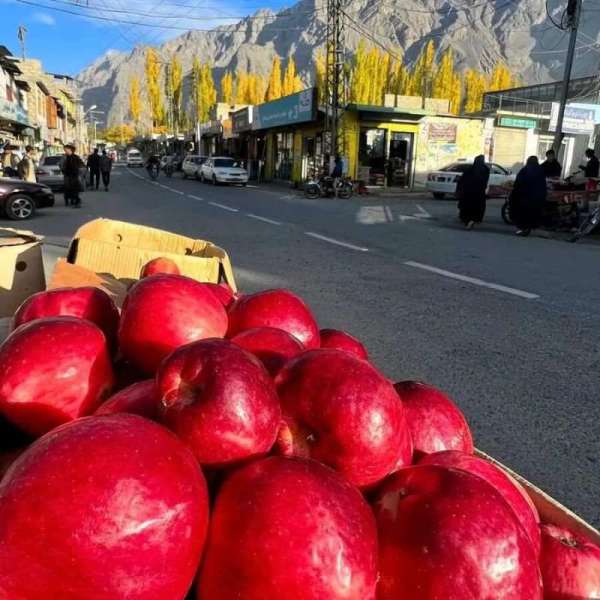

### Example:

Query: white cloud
xmin=33 ymin=12 xmax=56 ymax=26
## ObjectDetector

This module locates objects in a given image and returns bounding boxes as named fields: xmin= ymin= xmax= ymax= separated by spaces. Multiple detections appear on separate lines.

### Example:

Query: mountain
xmin=77 ymin=0 xmax=600 ymax=126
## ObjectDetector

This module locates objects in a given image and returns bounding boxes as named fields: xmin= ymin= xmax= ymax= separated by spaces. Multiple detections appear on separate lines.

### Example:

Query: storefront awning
xmin=348 ymin=104 xmax=430 ymax=123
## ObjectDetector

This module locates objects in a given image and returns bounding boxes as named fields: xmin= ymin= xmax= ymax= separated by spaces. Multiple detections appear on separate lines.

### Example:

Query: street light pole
xmin=552 ymin=0 xmax=582 ymax=153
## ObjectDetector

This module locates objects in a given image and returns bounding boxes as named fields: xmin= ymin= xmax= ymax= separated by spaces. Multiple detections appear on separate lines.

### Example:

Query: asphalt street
xmin=10 ymin=165 xmax=600 ymax=527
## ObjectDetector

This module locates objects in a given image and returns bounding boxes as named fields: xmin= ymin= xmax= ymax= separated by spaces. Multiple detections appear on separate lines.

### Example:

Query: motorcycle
xmin=304 ymin=176 xmax=353 ymax=200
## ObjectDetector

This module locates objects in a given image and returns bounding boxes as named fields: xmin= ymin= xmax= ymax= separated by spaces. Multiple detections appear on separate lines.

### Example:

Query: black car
xmin=0 ymin=178 xmax=54 ymax=220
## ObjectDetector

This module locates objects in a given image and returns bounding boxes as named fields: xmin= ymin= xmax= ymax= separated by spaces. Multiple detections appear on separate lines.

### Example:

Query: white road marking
xmin=158 ymin=184 xmax=170 ymax=189
xmin=304 ymin=232 xmax=369 ymax=252
xmin=209 ymin=201 xmax=239 ymax=212
xmin=246 ymin=214 xmax=282 ymax=225
xmin=168 ymin=188 xmax=184 ymax=195
xmin=414 ymin=204 xmax=432 ymax=219
xmin=404 ymin=261 xmax=540 ymax=300
xmin=188 ymin=194 xmax=204 ymax=201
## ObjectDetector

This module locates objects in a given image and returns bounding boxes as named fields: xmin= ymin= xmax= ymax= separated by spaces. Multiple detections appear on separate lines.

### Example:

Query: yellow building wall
xmin=414 ymin=116 xmax=485 ymax=186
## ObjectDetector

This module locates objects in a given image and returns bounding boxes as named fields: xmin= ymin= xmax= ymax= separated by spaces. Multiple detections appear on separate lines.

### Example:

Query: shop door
xmin=493 ymin=128 xmax=527 ymax=172
xmin=388 ymin=132 xmax=413 ymax=187
xmin=359 ymin=128 xmax=387 ymax=186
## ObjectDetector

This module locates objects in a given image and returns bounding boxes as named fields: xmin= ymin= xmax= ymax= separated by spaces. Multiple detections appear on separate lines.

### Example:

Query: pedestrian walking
xmin=1 ymin=145 xmax=20 ymax=177
xmin=87 ymin=148 xmax=101 ymax=190
xmin=509 ymin=156 xmax=547 ymax=237
xmin=18 ymin=145 xmax=37 ymax=183
xmin=456 ymin=155 xmax=490 ymax=229
xmin=99 ymin=150 xmax=112 ymax=191
xmin=61 ymin=144 xmax=85 ymax=208
xmin=579 ymin=148 xmax=599 ymax=191
xmin=540 ymin=149 xmax=562 ymax=179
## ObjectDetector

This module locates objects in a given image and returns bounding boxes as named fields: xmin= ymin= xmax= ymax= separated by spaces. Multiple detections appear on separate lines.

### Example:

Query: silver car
xmin=35 ymin=155 xmax=64 ymax=191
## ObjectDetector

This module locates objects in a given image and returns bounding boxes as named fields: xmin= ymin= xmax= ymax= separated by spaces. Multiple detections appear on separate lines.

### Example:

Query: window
xmin=490 ymin=164 xmax=507 ymax=175
xmin=43 ymin=156 xmax=63 ymax=166
xmin=441 ymin=163 xmax=471 ymax=173
xmin=214 ymin=158 xmax=236 ymax=168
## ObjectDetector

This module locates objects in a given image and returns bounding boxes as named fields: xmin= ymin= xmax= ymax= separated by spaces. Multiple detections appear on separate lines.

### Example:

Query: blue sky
xmin=0 ymin=0 xmax=290 ymax=75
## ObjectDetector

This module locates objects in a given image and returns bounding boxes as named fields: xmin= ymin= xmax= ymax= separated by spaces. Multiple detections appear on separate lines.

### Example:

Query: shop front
xmin=199 ymin=120 xmax=223 ymax=156
xmin=253 ymin=88 xmax=318 ymax=183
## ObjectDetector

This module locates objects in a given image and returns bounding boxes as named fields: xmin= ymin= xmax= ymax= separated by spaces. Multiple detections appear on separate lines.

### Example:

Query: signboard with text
xmin=253 ymin=88 xmax=316 ymax=130
xmin=232 ymin=107 xmax=253 ymax=133
xmin=0 ymin=98 xmax=31 ymax=127
xmin=549 ymin=103 xmax=595 ymax=135
xmin=427 ymin=123 xmax=457 ymax=143
xmin=499 ymin=117 xmax=537 ymax=129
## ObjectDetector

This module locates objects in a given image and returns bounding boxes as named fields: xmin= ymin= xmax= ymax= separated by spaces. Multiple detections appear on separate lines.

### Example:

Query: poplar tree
xmin=145 ymin=48 xmax=164 ymax=127
xmin=464 ymin=69 xmax=488 ymax=113
xmin=168 ymin=54 xmax=183 ymax=128
xmin=128 ymin=76 xmax=142 ymax=127
xmin=221 ymin=71 xmax=234 ymax=103
xmin=266 ymin=56 xmax=283 ymax=101
xmin=282 ymin=57 xmax=303 ymax=96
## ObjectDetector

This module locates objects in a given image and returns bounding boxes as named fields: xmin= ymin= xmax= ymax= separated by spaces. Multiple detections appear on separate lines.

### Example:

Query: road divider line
xmin=403 ymin=261 xmax=540 ymax=300
xmin=209 ymin=201 xmax=239 ymax=212
xmin=168 ymin=188 xmax=184 ymax=195
xmin=158 ymin=184 xmax=170 ymax=189
xmin=304 ymin=232 xmax=369 ymax=252
xmin=246 ymin=214 xmax=282 ymax=225
xmin=188 ymin=194 xmax=204 ymax=201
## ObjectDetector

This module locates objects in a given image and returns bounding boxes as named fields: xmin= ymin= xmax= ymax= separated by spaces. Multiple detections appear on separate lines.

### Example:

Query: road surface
xmin=13 ymin=165 xmax=600 ymax=527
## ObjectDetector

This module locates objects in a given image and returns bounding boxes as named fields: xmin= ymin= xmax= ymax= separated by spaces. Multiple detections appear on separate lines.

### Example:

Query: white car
xmin=182 ymin=155 xmax=206 ymax=180
xmin=200 ymin=157 xmax=248 ymax=186
xmin=426 ymin=162 xmax=515 ymax=199
xmin=126 ymin=149 xmax=144 ymax=168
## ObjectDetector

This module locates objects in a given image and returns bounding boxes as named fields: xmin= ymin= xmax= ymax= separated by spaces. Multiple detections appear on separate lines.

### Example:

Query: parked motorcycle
xmin=304 ymin=176 xmax=353 ymax=200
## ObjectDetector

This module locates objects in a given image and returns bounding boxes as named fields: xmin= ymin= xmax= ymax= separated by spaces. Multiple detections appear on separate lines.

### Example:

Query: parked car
xmin=35 ymin=155 xmax=64 ymax=190
xmin=0 ymin=178 xmax=54 ymax=220
xmin=126 ymin=149 xmax=144 ymax=168
xmin=200 ymin=157 xmax=248 ymax=185
xmin=182 ymin=155 xmax=207 ymax=179
xmin=426 ymin=161 xmax=515 ymax=199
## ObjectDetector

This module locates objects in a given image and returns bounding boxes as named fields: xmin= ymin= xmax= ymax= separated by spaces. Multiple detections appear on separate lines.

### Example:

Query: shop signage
xmin=199 ymin=120 xmax=222 ymax=136
xmin=499 ymin=116 xmax=537 ymax=129
xmin=0 ymin=98 xmax=31 ymax=127
xmin=253 ymin=88 xmax=316 ymax=130
xmin=549 ymin=103 xmax=595 ymax=135
xmin=427 ymin=123 xmax=457 ymax=143
xmin=232 ymin=107 xmax=253 ymax=133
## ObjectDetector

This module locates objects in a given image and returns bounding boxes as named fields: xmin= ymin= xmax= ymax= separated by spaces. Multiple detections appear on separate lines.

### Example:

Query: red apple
xmin=230 ymin=326 xmax=304 ymax=376
xmin=275 ymin=349 xmax=412 ymax=488
xmin=158 ymin=339 xmax=281 ymax=467
xmin=539 ymin=523 xmax=600 ymax=599
xmin=319 ymin=328 xmax=368 ymax=360
xmin=0 ymin=414 xmax=208 ymax=599
xmin=197 ymin=456 xmax=378 ymax=599
xmin=0 ymin=317 xmax=114 ymax=436
xmin=119 ymin=274 xmax=228 ymax=374
xmin=140 ymin=257 xmax=180 ymax=277
xmin=95 ymin=379 xmax=158 ymax=420
xmin=0 ymin=447 xmax=24 ymax=480
xmin=394 ymin=380 xmax=474 ymax=455
xmin=13 ymin=286 xmax=119 ymax=347
xmin=418 ymin=450 xmax=541 ymax=557
xmin=373 ymin=465 xmax=543 ymax=599
xmin=203 ymin=282 xmax=235 ymax=308
xmin=227 ymin=289 xmax=319 ymax=349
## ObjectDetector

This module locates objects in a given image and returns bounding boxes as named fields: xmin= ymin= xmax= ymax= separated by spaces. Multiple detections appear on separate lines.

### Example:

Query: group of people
xmin=86 ymin=148 xmax=113 ymax=192
xmin=1 ymin=145 xmax=37 ymax=182
xmin=457 ymin=148 xmax=599 ymax=237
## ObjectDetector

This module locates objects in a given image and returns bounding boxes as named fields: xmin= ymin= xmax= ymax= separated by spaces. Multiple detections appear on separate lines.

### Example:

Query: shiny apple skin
xmin=95 ymin=379 xmax=158 ymax=420
xmin=319 ymin=328 xmax=368 ymax=360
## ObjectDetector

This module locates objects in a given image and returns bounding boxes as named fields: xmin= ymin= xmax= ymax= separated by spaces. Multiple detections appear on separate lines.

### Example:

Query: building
xmin=479 ymin=76 xmax=600 ymax=175
xmin=0 ymin=46 xmax=34 ymax=149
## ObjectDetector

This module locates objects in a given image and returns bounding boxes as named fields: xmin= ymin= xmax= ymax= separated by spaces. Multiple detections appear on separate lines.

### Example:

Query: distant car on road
xmin=36 ymin=155 xmax=64 ymax=191
xmin=426 ymin=161 xmax=515 ymax=199
xmin=126 ymin=149 xmax=144 ymax=168
xmin=182 ymin=155 xmax=207 ymax=180
xmin=200 ymin=157 xmax=248 ymax=186
xmin=0 ymin=178 xmax=54 ymax=220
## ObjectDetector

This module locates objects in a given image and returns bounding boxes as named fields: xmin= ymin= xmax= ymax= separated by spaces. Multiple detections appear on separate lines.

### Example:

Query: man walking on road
xmin=61 ymin=144 xmax=85 ymax=208
xmin=87 ymin=148 xmax=101 ymax=190
xmin=99 ymin=150 xmax=112 ymax=191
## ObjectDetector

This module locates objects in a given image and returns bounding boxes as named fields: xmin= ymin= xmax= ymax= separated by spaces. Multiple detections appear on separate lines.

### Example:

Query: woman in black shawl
xmin=509 ymin=156 xmax=547 ymax=236
xmin=456 ymin=155 xmax=490 ymax=229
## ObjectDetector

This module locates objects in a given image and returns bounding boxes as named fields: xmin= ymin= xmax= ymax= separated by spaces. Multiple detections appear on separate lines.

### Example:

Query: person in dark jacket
xmin=99 ymin=150 xmax=112 ymax=191
xmin=456 ymin=155 xmax=490 ymax=229
xmin=579 ymin=148 xmax=599 ymax=178
xmin=87 ymin=148 xmax=101 ymax=190
xmin=540 ymin=149 xmax=562 ymax=179
xmin=509 ymin=156 xmax=547 ymax=236
xmin=61 ymin=145 xmax=85 ymax=207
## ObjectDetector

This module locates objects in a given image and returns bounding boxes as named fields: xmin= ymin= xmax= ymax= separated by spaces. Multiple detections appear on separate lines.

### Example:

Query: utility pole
xmin=324 ymin=0 xmax=346 ymax=167
xmin=552 ymin=0 xmax=582 ymax=153
xmin=17 ymin=26 xmax=27 ymax=60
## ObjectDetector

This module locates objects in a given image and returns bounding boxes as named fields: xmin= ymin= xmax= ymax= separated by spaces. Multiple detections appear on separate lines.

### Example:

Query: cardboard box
xmin=0 ymin=228 xmax=45 ymax=318
xmin=65 ymin=219 xmax=237 ymax=291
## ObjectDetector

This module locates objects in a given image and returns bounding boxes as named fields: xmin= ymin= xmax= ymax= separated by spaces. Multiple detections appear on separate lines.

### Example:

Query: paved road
xmin=11 ymin=165 xmax=600 ymax=527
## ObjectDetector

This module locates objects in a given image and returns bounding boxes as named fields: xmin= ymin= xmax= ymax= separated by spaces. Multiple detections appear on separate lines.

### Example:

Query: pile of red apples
xmin=0 ymin=257 xmax=598 ymax=599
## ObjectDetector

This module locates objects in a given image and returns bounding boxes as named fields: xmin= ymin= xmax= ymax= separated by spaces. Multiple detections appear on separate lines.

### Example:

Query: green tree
xmin=266 ymin=56 xmax=282 ymax=101
xmin=145 ymin=48 xmax=164 ymax=127
xmin=221 ymin=71 xmax=234 ymax=103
